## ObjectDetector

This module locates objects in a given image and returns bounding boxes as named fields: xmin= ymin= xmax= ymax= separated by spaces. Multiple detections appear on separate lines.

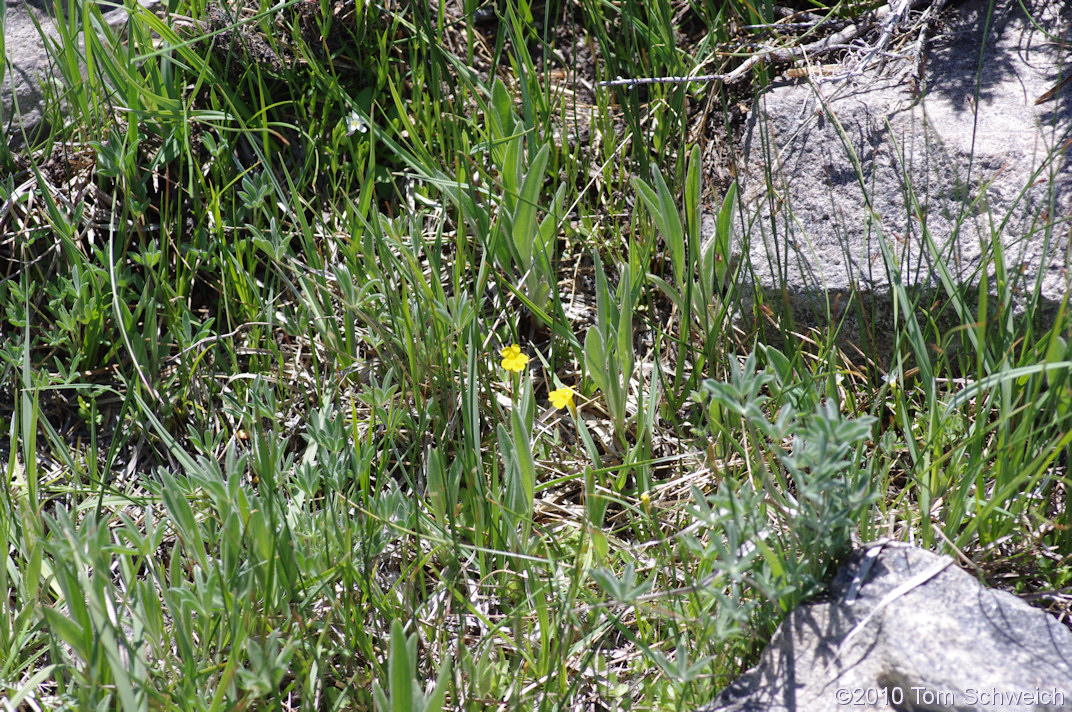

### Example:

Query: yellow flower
xmin=548 ymin=386 xmax=575 ymax=410
xmin=500 ymin=344 xmax=529 ymax=372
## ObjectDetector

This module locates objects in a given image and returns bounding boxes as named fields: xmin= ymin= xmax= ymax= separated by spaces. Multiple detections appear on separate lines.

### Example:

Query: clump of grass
xmin=1 ymin=0 xmax=1069 ymax=709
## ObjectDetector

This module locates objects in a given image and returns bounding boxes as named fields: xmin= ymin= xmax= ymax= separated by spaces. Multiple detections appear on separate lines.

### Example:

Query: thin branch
xmin=597 ymin=0 xmax=947 ymax=89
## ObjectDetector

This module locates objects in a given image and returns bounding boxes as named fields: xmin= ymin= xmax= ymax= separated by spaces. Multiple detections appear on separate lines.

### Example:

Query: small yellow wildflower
xmin=548 ymin=386 xmax=575 ymax=410
xmin=500 ymin=344 xmax=529 ymax=372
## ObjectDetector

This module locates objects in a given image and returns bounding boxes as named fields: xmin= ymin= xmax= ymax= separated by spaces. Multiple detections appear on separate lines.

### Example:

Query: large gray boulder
xmin=2 ymin=0 xmax=159 ymax=147
xmin=2 ymin=0 xmax=60 ymax=146
xmin=701 ymin=542 xmax=1072 ymax=712
xmin=730 ymin=0 xmax=1071 ymax=362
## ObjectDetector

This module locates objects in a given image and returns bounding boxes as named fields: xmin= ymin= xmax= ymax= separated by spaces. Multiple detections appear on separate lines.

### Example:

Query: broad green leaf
xmin=647 ymin=272 xmax=684 ymax=312
xmin=497 ymin=424 xmax=523 ymax=527
xmin=502 ymin=132 xmax=521 ymax=214
xmin=591 ymin=251 xmax=617 ymax=339
xmin=41 ymin=606 xmax=91 ymax=661
xmin=759 ymin=344 xmax=793 ymax=388
xmin=425 ymin=446 xmax=449 ymax=528
xmin=633 ymin=176 xmax=683 ymax=283
xmin=584 ymin=328 xmax=608 ymax=392
xmin=489 ymin=76 xmax=514 ymax=140
xmin=389 ymin=620 xmax=414 ymax=712
xmin=712 ymin=180 xmax=738 ymax=290
xmin=653 ymin=166 xmax=684 ymax=274
xmin=512 ymin=142 xmax=550 ymax=267
xmin=510 ymin=406 xmax=536 ymax=517
xmin=372 ymin=681 xmax=390 ymax=712
xmin=684 ymin=144 xmax=702 ymax=260
xmin=617 ymin=263 xmax=635 ymax=379
xmin=159 ymin=472 xmax=208 ymax=571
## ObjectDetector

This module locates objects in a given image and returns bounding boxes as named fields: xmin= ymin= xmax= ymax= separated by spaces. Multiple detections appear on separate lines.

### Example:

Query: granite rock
xmin=700 ymin=543 xmax=1072 ymax=712
xmin=728 ymin=0 xmax=1072 ymax=362
xmin=2 ymin=0 xmax=160 ymax=147
xmin=3 ymin=0 xmax=60 ymax=146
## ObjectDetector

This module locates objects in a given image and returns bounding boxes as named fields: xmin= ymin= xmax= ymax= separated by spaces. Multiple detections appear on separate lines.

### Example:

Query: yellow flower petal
xmin=500 ymin=344 xmax=529 ymax=372
xmin=549 ymin=386 xmax=575 ymax=409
